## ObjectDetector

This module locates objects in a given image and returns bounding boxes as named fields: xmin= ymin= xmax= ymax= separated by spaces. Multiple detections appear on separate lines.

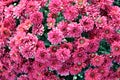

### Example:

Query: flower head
xmin=48 ymin=28 xmax=64 ymax=44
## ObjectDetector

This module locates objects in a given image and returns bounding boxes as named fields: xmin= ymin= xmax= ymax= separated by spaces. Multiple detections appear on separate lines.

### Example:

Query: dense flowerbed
xmin=0 ymin=0 xmax=120 ymax=80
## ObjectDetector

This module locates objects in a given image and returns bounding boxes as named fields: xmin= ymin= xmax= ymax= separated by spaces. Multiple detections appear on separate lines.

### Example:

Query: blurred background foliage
xmin=113 ymin=0 xmax=120 ymax=7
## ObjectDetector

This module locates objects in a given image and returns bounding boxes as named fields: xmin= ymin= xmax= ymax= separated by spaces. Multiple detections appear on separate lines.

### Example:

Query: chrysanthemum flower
xmin=57 ymin=59 xmax=73 ymax=76
xmin=48 ymin=28 xmax=64 ymax=44
xmin=116 ymin=67 xmax=120 ymax=78
xmin=49 ymin=56 xmax=62 ymax=70
xmin=63 ymin=6 xmax=79 ymax=21
xmin=48 ymin=45 xmax=59 ymax=54
xmin=57 ymin=21 xmax=69 ymax=37
xmin=70 ymin=62 xmax=86 ymax=75
xmin=111 ymin=41 xmax=120 ymax=56
xmin=19 ymin=33 xmax=38 ymax=59
xmin=87 ymin=38 xmax=100 ymax=53
xmin=76 ymin=37 xmax=89 ymax=48
xmin=3 ymin=17 xmax=16 ymax=31
xmin=95 ymin=16 xmax=107 ymax=29
xmin=47 ymin=17 xmax=55 ymax=29
xmin=30 ymin=11 xmax=43 ymax=25
xmin=56 ymin=48 xmax=71 ymax=62
xmin=49 ymin=0 xmax=63 ymax=14
xmin=97 ymin=66 xmax=110 ymax=78
xmin=90 ymin=55 xmax=105 ymax=67
xmin=35 ymin=48 xmax=50 ymax=63
xmin=79 ymin=16 xmax=94 ymax=31
xmin=25 ymin=1 xmax=40 ymax=14
xmin=67 ymin=22 xmax=82 ymax=38
xmin=32 ymin=24 xmax=44 ymax=36
xmin=102 ymin=25 xmax=114 ymax=39
xmin=60 ymin=42 xmax=73 ymax=51
xmin=85 ymin=68 xmax=101 ymax=80
xmin=72 ymin=49 xmax=88 ymax=63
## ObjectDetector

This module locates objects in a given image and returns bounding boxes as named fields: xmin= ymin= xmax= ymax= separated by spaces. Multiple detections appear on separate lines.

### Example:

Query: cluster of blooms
xmin=0 ymin=0 xmax=120 ymax=80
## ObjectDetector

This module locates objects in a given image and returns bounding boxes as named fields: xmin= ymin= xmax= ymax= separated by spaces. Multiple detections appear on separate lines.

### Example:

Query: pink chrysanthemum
xmin=76 ymin=0 xmax=87 ymax=8
xmin=48 ymin=45 xmax=59 ymax=55
xmin=102 ymin=25 xmax=114 ymax=39
xmin=9 ymin=47 xmax=20 ymax=62
xmin=102 ymin=55 xmax=113 ymax=68
xmin=56 ymin=48 xmax=71 ymax=62
xmin=32 ymin=24 xmax=44 ymax=36
xmin=37 ymin=0 xmax=48 ymax=7
xmin=95 ymin=16 xmax=107 ymax=29
xmin=47 ymin=17 xmax=55 ymax=29
xmin=57 ymin=59 xmax=73 ymax=76
xmin=67 ymin=22 xmax=82 ymax=37
xmin=33 ymin=61 xmax=48 ymax=73
xmin=111 ymin=41 xmax=120 ymax=56
xmin=70 ymin=62 xmax=86 ymax=75
xmin=116 ymin=67 xmax=120 ymax=78
xmin=79 ymin=16 xmax=94 ymax=31
xmin=97 ymin=66 xmax=110 ymax=78
xmin=36 ymin=40 xmax=46 ymax=49
xmin=25 ymin=1 xmax=40 ymax=14
xmin=3 ymin=17 xmax=16 ymax=31
xmin=1 ymin=0 xmax=14 ymax=5
xmin=0 ymin=27 xmax=11 ymax=39
xmin=87 ymin=38 xmax=100 ymax=53
xmin=23 ymin=19 xmax=32 ymax=30
xmin=13 ymin=0 xmax=27 ymax=18
xmin=85 ymin=68 xmax=101 ymax=80
xmin=49 ymin=56 xmax=62 ymax=70
xmin=63 ymin=6 xmax=79 ymax=21
xmin=88 ymin=28 xmax=103 ymax=39
xmin=90 ymin=0 xmax=114 ymax=5
xmin=19 ymin=33 xmax=38 ymax=59
xmin=76 ymin=37 xmax=89 ymax=48
xmin=91 ymin=55 xmax=105 ymax=67
xmin=49 ymin=0 xmax=63 ymax=14
xmin=86 ymin=4 xmax=100 ymax=19
xmin=57 ymin=21 xmax=69 ymax=37
xmin=28 ymin=70 xmax=44 ymax=80
xmin=4 ymin=5 xmax=14 ymax=18
xmin=35 ymin=48 xmax=50 ymax=63
xmin=60 ymin=42 xmax=73 ymax=51
xmin=72 ymin=49 xmax=88 ymax=63
xmin=48 ymin=28 xmax=64 ymax=44
xmin=30 ymin=11 xmax=43 ymax=25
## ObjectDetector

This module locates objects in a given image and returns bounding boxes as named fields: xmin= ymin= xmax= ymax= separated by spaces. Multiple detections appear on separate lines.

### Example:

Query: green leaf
xmin=56 ymin=12 xmax=64 ymax=24
xmin=97 ymin=39 xmax=110 ymax=55
xmin=65 ymin=37 xmax=74 ymax=42
xmin=81 ymin=32 xmax=89 ymax=38
xmin=37 ymin=34 xmax=51 ymax=48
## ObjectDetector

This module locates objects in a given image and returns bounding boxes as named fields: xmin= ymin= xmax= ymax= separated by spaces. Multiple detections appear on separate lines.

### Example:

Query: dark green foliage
xmin=4 ymin=45 xmax=10 ymax=52
xmin=55 ymin=12 xmax=64 ymax=25
xmin=74 ymin=14 xmax=82 ymax=23
xmin=64 ymin=75 xmax=74 ymax=80
xmin=12 ymin=0 xmax=20 ymax=6
xmin=37 ymin=34 xmax=51 ymax=48
xmin=65 ymin=37 xmax=75 ymax=42
xmin=113 ymin=0 xmax=120 ymax=7
xmin=97 ymin=39 xmax=110 ymax=55
xmin=28 ymin=26 xmax=32 ymax=33
xmin=81 ymin=32 xmax=89 ymax=38
xmin=15 ymin=18 xmax=20 ymax=27
xmin=112 ymin=62 xmax=120 ymax=71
